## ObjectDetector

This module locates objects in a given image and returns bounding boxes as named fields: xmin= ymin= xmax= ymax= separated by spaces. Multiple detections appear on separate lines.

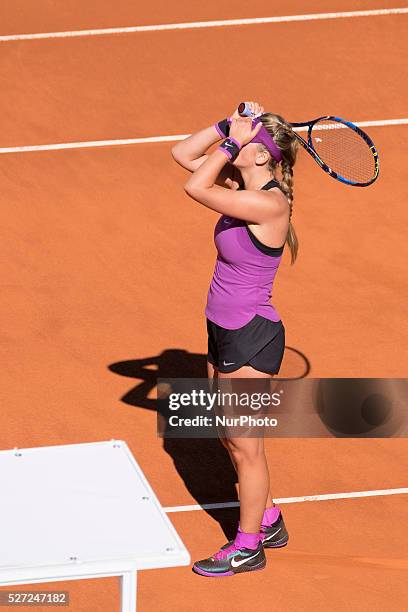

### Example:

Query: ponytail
xmin=280 ymin=159 xmax=298 ymax=265
xmin=258 ymin=113 xmax=299 ymax=264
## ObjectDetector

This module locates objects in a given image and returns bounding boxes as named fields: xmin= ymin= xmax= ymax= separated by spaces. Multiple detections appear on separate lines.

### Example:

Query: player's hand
xmin=229 ymin=116 xmax=263 ymax=147
xmin=230 ymin=101 xmax=264 ymax=120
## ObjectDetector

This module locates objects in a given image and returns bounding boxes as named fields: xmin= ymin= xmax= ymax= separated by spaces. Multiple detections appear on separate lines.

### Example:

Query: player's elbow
xmin=184 ymin=180 xmax=202 ymax=198
xmin=171 ymin=145 xmax=180 ymax=162
xmin=183 ymin=180 xmax=195 ymax=195
xmin=171 ymin=144 xmax=187 ymax=165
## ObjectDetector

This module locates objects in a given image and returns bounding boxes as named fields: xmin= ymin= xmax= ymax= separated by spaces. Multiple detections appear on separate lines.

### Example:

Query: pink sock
xmin=262 ymin=505 xmax=281 ymax=527
xmin=236 ymin=523 xmax=263 ymax=549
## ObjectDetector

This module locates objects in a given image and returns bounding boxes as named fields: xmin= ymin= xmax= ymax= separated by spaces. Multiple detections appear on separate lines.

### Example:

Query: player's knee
xmin=226 ymin=440 xmax=264 ymax=464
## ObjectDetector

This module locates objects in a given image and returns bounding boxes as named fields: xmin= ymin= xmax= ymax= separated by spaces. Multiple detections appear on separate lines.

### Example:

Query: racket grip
xmin=238 ymin=102 xmax=253 ymax=117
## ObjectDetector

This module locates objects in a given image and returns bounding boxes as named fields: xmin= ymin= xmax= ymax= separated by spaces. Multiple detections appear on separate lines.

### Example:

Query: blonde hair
xmin=256 ymin=113 xmax=299 ymax=265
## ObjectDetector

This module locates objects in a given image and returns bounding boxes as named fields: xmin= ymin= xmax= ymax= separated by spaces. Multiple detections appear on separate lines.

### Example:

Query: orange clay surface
xmin=0 ymin=2 xmax=407 ymax=611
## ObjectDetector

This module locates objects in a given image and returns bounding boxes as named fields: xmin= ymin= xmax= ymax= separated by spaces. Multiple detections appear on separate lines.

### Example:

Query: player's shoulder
xmin=264 ymin=183 xmax=288 ymax=204
xmin=255 ymin=184 xmax=289 ymax=219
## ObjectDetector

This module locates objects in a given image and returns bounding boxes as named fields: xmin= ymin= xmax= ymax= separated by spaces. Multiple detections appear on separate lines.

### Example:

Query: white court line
xmin=0 ymin=8 xmax=407 ymax=42
xmin=163 ymin=486 xmax=408 ymax=513
xmin=0 ymin=118 xmax=407 ymax=155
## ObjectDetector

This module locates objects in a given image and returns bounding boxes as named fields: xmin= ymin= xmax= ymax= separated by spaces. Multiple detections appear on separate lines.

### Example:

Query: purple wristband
xmin=214 ymin=117 xmax=232 ymax=138
xmin=217 ymin=137 xmax=242 ymax=161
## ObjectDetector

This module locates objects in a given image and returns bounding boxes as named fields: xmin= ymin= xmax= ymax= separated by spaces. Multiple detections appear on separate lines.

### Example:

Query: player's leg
xmin=219 ymin=365 xmax=287 ymax=549
xmin=193 ymin=327 xmax=287 ymax=575
xmin=207 ymin=360 xmax=218 ymax=380
xmin=218 ymin=365 xmax=271 ymax=532
xmin=193 ymin=364 xmax=270 ymax=576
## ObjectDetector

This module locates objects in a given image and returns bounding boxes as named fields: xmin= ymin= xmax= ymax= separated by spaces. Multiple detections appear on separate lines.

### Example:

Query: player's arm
xmin=171 ymin=125 xmax=241 ymax=189
xmin=184 ymin=117 xmax=285 ymax=222
xmin=171 ymin=125 xmax=219 ymax=171
xmin=184 ymin=147 xmax=285 ymax=224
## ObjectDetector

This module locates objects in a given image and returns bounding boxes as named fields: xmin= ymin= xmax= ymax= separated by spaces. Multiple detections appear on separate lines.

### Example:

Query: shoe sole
xmin=192 ymin=559 xmax=266 ymax=578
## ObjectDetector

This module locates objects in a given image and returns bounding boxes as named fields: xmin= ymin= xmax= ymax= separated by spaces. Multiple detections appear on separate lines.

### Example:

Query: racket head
xmin=305 ymin=116 xmax=379 ymax=187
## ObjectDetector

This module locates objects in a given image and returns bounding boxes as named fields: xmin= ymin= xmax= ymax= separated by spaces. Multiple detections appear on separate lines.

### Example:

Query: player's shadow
xmin=108 ymin=346 xmax=311 ymax=540
xmin=108 ymin=349 xmax=239 ymax=539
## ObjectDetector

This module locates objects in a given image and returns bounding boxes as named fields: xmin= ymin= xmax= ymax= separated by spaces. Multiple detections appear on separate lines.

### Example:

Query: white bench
xmin=0 ymin=440 xmax=190 ymax=610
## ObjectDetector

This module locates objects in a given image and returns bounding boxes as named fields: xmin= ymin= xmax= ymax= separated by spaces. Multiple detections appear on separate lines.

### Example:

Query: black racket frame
xmin=289 ymin=116 xmax=379 ymax=187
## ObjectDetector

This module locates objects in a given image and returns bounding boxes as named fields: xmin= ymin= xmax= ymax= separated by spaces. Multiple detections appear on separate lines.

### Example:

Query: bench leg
xmin=120 ymin=571 xmax=137 ymax=612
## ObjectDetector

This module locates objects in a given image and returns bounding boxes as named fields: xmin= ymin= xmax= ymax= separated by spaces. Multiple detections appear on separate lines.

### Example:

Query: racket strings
xmin=311 ymin=120 xmax=376 ymax=183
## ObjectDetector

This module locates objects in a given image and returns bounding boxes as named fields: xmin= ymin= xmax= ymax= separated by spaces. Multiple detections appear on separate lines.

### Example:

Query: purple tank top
xmin=205 ymin=179 xmax=285 ymax=330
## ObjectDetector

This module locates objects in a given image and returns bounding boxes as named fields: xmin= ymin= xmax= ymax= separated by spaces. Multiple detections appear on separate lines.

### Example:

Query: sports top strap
xmin=237 ymin=178 xmax=283 ymax=192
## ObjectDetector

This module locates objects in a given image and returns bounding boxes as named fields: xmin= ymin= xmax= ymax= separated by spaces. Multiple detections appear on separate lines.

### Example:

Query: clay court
xmin=0 ymin=1 xmax=407 ymax=610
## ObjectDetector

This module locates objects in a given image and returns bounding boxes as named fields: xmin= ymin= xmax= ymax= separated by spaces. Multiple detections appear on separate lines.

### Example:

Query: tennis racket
xmin=289 ymin=117 xmax=379 ymax=187
xmin=237 ymin=103 xmax=379 ymax=187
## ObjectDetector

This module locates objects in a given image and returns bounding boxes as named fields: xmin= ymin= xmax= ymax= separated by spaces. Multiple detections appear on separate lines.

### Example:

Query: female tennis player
xmin=171 ymin=101 xmax=299 ymax=577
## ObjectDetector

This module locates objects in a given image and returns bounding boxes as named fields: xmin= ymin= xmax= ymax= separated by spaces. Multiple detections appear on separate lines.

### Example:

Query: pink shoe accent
xmin=213 ymin=542 xmax=240 ymax=560
xmin=212 ymin=522 xmax=264 ymax=562
xmin=235 ymin=529 xmax=262 ymax=550
xmin=262 ymin=505 xmax=281 ymax=527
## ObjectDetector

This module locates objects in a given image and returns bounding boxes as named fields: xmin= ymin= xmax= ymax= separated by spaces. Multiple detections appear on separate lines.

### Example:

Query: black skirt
xmin=207 ymin=314 xmax=285 ymax=375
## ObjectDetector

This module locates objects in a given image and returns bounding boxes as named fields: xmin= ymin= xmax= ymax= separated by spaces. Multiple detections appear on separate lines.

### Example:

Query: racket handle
xmin=238 ymin=102 xmax=253 ymax=117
